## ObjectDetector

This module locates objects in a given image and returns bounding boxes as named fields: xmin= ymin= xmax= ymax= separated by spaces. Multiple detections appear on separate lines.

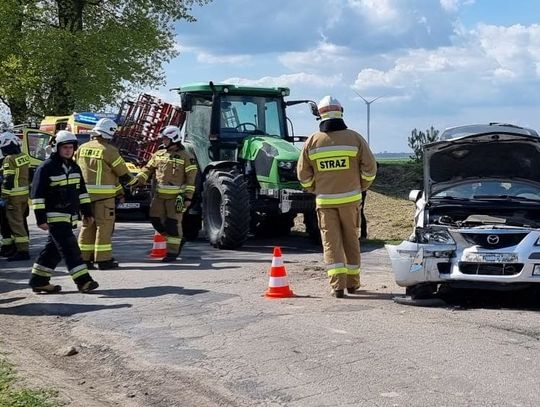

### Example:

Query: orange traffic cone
xmin=149 ymin=232 xmax=167 ymax=258
xmin=265 ymin=246 xmax=294 ymax=298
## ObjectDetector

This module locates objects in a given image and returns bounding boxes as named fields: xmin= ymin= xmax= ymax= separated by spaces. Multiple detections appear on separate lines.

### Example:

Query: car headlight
xmin=278 ymin=161 xmax=295 ymax=170
xmin=416 ymin=227 xmax=455 ymax=245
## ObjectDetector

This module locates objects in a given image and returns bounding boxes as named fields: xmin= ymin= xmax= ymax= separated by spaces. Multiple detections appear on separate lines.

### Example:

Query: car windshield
xmin=432 ymin=180 xmax=540 ymax=201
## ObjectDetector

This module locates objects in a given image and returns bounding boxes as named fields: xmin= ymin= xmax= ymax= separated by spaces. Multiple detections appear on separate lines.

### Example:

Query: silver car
xmin=386 ymin=123 xmax=540 ymax=299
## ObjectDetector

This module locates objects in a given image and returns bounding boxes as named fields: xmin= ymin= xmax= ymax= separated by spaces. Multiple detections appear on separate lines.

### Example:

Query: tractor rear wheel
xmin=202 ymin=169 xmax=250 ymax=249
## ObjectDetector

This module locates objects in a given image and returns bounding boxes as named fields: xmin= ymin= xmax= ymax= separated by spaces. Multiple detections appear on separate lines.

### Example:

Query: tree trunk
xmin=46 ymin=0 xmax=85 ymax=114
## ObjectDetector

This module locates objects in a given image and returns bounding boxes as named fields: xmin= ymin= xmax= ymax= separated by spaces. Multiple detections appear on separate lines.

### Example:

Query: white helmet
xmin=52 ymin=130 xmax=78 ymax=152
xmin=0 ymin=131 xmax=21 ymax=149
xmin=317 ymin=95 xmax=343 ymax=122
xmin=159 ymin=125 xmax=182 ymax=143
xmin=91 ymin=118 xmax=117 ymax=139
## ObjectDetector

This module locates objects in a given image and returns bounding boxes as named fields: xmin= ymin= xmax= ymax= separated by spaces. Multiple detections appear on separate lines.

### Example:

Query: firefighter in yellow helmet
xmin=75 ymin=118 xmax=133 ymax=270
xmin=297 ymin=96 xmax=377 ymax=298
xmin=130 ymin=125 xmax=197 ymax=262
xmin=0 ymin=131 xmax=30 ymax=261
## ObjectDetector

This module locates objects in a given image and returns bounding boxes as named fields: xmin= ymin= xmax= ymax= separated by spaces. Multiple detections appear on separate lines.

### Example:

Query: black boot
xmin=84 ymin=261 xmax=96 ymax=270
xmin=331 ymin=289 xmax=345 ymax=298
xmin=161 ymin=253 xmax=178 ymax=262
xmin=7 ymin=251 xmax=30 ymax=262
xmin=74 ymin=273 xmax=99 ymax=293
xmin=0 ymin=244 xmax=16 ymax=258
xmin=29 ymin=275 xmax=61 ymax=294
xmin=97 ymin=259 xmax=119 ymax=270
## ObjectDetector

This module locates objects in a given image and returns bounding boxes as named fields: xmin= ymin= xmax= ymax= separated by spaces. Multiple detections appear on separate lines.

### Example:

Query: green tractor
xmin=177 ymin=82 xmax=320 ymax=249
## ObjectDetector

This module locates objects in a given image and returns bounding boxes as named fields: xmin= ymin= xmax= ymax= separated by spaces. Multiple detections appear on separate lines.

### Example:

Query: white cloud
xmin=196 ymin=52 xmax=251 ymax=65
xmin=440 ymin=0 xmax=475 ymax=13
xmin=279 ymin=41 xmax=350 ymax=71
xmin=224 ymin=73 xmax=342 ymax=88
xmin=353 ymin=23 xmax=540 ymax=105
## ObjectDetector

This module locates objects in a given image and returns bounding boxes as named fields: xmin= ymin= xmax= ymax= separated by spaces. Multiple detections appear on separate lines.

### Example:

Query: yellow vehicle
xmin=14 ymin=123 xmax=151 ymax=217
xmin=39 ymin=112 xmax=118 ymax=135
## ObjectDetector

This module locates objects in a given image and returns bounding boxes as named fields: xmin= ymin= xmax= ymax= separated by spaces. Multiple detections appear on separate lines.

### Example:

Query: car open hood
xmin=424 ymin=132 xmax=540 ymax=198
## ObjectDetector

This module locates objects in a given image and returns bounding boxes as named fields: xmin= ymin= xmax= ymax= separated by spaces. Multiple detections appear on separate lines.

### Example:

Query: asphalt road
xmin=1 ymin=215 xmax=540 ymax=406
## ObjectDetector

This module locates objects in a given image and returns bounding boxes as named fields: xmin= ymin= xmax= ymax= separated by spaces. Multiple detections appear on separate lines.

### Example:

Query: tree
xmin=0 ymin=0 xmax=210 ymax=124
xmin=408 ymin=126 xmax=439 ymax=162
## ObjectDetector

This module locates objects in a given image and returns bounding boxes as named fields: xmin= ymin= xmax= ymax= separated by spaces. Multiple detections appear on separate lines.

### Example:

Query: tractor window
xmin=185 ymin=96 xmax=212 ymax=170
xmin=220 ymin=95 xmax=286 ymax=138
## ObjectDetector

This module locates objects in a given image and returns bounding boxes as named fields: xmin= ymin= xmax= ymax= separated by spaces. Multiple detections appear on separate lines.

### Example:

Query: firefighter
xmin=130 ymin=125 xmax=197 ymax=262
xmin=75 ymin=118 xmax=133 ymax=270
xmin=0 ymin=131 xmax=30 ymax=261
xmin=29 ymin=130 xmax=99 ymax=293
xmin=297 ymin=95 xmax=377 ymax=298
xmin=0 ymin=146 xmax=12 ymax=257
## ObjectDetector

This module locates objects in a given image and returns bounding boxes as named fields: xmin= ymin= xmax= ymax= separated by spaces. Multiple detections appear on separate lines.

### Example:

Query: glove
xmin=175 ymin=194 xmax=185 ymax=213
xmin=0 ymin=198 xmax=5 ymax=208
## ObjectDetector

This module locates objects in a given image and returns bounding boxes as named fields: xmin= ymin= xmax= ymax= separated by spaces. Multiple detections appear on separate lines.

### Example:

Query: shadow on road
xmin=97 ymin=285 xmax=208 ymax=298
xmin=0 ymin=302 xmax=132 ymax=317
xmin=439 ymin=288 xmax=540 ymax=311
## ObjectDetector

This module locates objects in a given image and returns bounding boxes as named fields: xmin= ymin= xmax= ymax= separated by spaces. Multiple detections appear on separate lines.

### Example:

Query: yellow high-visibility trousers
xmin=317 ymin=203 xmax=361 ymax=291
xmin=78 ymin=198 xmax=115 ymax=262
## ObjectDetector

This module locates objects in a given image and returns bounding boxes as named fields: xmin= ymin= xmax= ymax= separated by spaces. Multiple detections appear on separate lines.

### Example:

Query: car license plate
xmin=117 ymin=202 xmax=140 ymax=209
xmin=464 ymin=252 xmax=517 ymax=263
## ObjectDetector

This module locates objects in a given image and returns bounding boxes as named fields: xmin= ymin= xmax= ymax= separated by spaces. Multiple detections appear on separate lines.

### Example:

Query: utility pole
xmin=353 ymin=91 xmax=382 ymax=147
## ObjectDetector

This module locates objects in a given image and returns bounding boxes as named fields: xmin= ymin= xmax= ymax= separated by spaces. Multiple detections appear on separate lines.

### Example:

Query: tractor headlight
xmin=416 ymin=227 xmax=455 ymax=245
xmin=278 ymin=161 xmax=295 ymax=170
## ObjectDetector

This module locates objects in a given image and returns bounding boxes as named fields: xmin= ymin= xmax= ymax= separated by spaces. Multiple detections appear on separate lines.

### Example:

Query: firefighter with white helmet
xmin=0 ymin=131 xmax=30 ymax=261
xmin=29 ymin=130 xmax=99 ymax=293
xmin=297 ymin=95 xmax=377 ymax=298
xmin=75 ymin=117 xmax=133 ymax=270
xmin=130 ymin=125 xmax=197 ymax=262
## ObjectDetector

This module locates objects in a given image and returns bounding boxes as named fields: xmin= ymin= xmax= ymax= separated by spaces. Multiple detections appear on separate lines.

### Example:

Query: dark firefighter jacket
xmin=31 ymin=153 xmax=92 ymax=226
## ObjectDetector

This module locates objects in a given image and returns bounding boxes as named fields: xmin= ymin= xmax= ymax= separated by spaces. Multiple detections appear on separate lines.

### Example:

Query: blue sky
xmin=157 ymin=0 xmax=540 ymax=153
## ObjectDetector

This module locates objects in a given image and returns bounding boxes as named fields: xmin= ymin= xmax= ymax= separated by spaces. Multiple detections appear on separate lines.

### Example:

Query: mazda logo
xmin=487 ymin=235 xmax=500 ymax=245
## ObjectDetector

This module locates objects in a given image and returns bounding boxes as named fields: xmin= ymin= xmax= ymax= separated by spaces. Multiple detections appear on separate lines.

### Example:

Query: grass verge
xmin=0 ymin=356 xmax=60 ymax=407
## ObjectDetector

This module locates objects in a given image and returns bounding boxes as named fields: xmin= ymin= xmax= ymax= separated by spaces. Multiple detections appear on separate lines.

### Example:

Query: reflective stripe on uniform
xmin=69 ymin=264 xmax=89 ymax=279
xmin=184 ymin=185 xmax=195 ymax=192
xmin=95 ymin=244 xmax=112 ymax=252
xmin=86 ymin=184 xmax=121 ymax=194
xmin=1 ymin=238 xmax=14 ymax=245
xmin=185 ymin=165 xmax=197 ymax=172
xmin=79 ymin=244 xmax=95 ymax=252
xmin=32 ymin=198 xmax=46 ymax=210
xmin=3 ymin=186 xmax=29 ymax=196
xmin=157 ymin=185 xmax=182 ymax=194
xmin=14 ymin=236 xmax=29 ymax=243
xmin=111 ymin=156 xmax=125 ymax=168
xmin=31 ymin=263 xmax=54 ymax=277
xmin=308 ymin=145 xmax=358 ymax=160
xmin=46 ymin=212 xmax=78 ymax=224
xmin=79 ymin=192 xmax=91 ymax=204
xmin=167 ymin=236 xmax=182 ymax=245
xmin=327 ymin=263 xmax=348 ymax=276
xmin=346 ymin=265 xmax=360 ymax=275
xmin=316 ymin=189 xmax=362 ymax=206
xmin=361 ymin=173 xmax=376 ymax=182
xmin=300 ymin=178 xmax=314 ymax=188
